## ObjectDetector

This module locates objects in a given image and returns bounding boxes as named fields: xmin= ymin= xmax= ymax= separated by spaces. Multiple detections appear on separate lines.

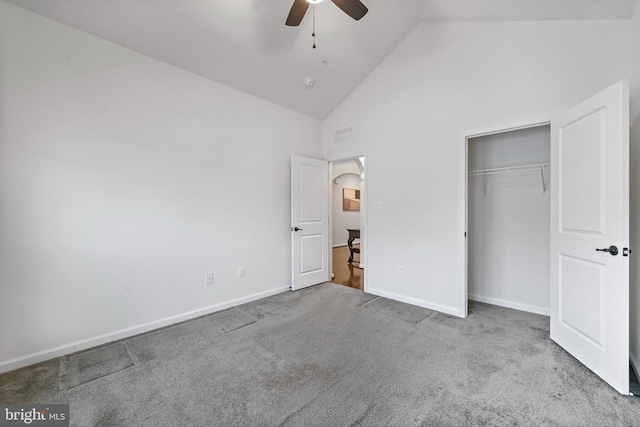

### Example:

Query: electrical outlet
xmin=237 ymin=267 xmax=245 ymax=278
xmin=398 ymin=266 xmax=405 ymax=276
xmin=206 ymin=272 xmax=214 ymax=285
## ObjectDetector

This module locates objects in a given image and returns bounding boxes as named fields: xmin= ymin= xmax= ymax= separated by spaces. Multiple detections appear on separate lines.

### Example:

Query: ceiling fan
xmin=285 ymin=0 xmax=368 ymax=26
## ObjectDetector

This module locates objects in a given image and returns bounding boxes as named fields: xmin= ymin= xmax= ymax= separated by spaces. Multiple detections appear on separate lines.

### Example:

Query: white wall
xmin=323 ymin=20 xmax=631 ymax=315
xmin=0 ymin=1 xmax=322 ymax=371
xmin=468 ymin=126 xmax=550 ymax=315
xmin=632 ymin=2 xmax=640 ymax=125
xmin=630 ymin=1 xmax=640 ymax=373
xmin=331 ymin=160 xmax=361 ymax=247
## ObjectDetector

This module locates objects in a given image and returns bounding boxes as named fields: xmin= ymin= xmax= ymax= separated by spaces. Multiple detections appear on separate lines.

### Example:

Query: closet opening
xmin=465 ymin=123 xmax=551 ymax=316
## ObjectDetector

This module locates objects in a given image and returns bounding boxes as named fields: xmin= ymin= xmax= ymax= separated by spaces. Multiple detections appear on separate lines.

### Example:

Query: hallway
xmin=332 ymin=245 xmax=363 ymax=290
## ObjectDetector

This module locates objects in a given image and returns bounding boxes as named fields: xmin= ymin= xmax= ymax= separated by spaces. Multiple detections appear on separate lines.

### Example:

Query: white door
xmin=550 ymin=79 xmax=629 ymax=395
xmin=291 ymin=155 xmax=330 ymax=290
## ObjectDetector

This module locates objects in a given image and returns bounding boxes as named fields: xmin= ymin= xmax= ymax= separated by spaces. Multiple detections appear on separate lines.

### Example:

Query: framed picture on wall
xmin=343 ymin=188 xmax=360 ymax=211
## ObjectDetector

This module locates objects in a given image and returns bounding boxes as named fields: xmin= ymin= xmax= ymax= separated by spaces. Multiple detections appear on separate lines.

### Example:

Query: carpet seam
xmin=123 ymin=341 xmax=139 ymax=365
xmin=366 ymin=309 xmax=426 ymax=324
xmin=361 ymin=298 xmax=432 ymax=324
xmin=233 ymin=306 xmax=260 ymax=322
xmin=203 ymin=308 xmax=259 ymax=334
xmin=417 ymin=311 xmax=439 ymax=325
xmin=57 ymin=356 xmax=67 ymax=392
xmin=359 ymin=296 xmax=379 ymax=308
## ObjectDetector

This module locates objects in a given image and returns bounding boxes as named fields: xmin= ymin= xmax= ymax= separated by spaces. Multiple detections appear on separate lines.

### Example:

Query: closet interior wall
xmin=468 ymin=125 xmax=551 ymax=315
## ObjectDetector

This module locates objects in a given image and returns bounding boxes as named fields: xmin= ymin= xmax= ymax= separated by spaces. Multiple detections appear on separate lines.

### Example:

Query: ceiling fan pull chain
xmin=312 ymin=6 xmax=316 ymax=48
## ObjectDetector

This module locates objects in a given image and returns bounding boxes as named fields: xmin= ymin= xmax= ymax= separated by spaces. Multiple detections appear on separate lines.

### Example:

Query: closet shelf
xmin=469 ymin=163 xmax=550 ymax=196
xmin=468 ymin=163 xmax=550 ymax=176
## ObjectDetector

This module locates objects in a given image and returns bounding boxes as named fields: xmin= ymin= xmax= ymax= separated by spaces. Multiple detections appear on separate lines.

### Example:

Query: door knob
xmin=595 ymin=245 xmax=618 ymax=256
xmin=294 ymin=227 xmax=303 ymax=232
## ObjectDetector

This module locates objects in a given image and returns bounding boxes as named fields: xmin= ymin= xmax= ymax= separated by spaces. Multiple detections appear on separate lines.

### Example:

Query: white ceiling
xmin=4 ymin=0 xmax=638 ymax=120
xmin=408 ymin=0 xmax=638 ymax=22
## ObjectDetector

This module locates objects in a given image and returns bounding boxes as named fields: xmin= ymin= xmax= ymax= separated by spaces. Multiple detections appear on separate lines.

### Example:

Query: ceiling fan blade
xmin=331 ymin=0 xmax=368 ymax=21
xmin=286 ymin=0 xmax=310 ymax=26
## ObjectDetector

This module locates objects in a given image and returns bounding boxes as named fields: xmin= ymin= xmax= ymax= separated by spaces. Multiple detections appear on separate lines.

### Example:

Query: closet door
xmin=550 ymin=80 xmax=629 ymax=395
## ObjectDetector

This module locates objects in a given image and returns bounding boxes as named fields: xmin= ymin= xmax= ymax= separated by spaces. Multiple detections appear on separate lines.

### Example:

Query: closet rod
xmin=469 ymin=163 xmax=550 ymax=196
xmin=468 ymin=163 xmax=550 ymax=176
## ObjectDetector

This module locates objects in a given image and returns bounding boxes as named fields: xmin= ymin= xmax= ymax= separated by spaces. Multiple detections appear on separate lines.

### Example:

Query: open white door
xmin=291 ymin=155 xmax=330 ymax=290
xmin=550 ymin=80 xmax=629 ymax=395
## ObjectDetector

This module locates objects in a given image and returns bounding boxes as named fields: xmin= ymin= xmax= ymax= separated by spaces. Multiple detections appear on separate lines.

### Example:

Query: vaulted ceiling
xmin=5 ymin=0 xmax=638 ymax=120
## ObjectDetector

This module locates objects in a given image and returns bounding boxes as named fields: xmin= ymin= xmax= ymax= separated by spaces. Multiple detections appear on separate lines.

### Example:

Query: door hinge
xmin=623 ymin=248 xmax=632 ymax=257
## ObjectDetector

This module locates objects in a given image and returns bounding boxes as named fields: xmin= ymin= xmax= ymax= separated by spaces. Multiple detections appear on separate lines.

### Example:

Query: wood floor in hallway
xmin=332 ymin=245 xmax=363 ymax=290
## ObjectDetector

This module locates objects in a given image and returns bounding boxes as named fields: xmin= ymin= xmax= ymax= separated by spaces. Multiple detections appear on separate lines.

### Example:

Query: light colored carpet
xmin=2 ymin=282 xmax=640 ymax=426
xmin=362 ymin=296 xmax=435 ymax=323
xmin=60 ymin=343 xmax=133 ymax=390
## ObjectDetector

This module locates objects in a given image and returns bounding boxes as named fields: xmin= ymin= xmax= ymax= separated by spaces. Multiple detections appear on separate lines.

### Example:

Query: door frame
xmin=458 ymin=119 xmax=551 ymax=317
xmin=327 ymin=152 xmax=368 ymax=292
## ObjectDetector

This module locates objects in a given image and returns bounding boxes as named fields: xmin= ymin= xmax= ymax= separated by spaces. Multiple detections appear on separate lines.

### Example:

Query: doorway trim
xmin=327 ymin=152 xmax=368 ymax=292
xmin=458 ymin=119 xmax=550 ymax=318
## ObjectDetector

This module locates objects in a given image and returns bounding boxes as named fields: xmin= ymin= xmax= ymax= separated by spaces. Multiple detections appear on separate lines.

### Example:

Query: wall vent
xmin=334 ymin=126 xmax=354 ymax=142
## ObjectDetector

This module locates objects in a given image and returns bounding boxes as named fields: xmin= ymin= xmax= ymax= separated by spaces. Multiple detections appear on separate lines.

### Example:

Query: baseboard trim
xmin=332 ymin=243 xmax=348 ymax=248
xmin=366 ymin=287 xmax=461 ymax=318
xmin=469 ymin=293 xmax=550 ymax=316
xmin=0 ymin=286 xmax=289 ymax=374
